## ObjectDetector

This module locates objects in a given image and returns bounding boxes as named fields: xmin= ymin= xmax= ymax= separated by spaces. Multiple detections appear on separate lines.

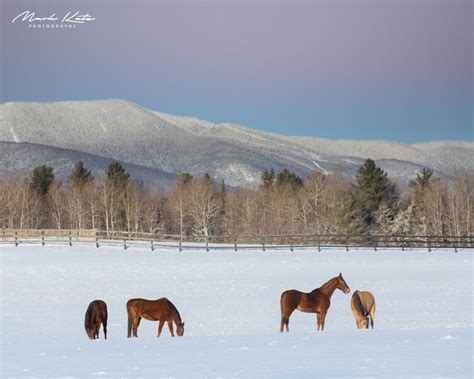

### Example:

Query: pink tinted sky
xmin=1 ymin=0 xmax=472 ymax=142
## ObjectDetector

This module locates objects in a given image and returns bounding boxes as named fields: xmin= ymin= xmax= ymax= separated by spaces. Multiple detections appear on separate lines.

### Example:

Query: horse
xmin=126 ymin=298 xmax=185 ymax=338
xmin=84 ymin=300 xmax=108 ymax=339
xmin=280 ymin=273 xmax=350 ymax=332
xmin=350 ymin=290 xmax=375 ymax=329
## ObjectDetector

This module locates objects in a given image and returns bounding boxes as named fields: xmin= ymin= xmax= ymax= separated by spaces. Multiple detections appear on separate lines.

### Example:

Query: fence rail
xmin=0 ymin=229 xmax=472 ymax=252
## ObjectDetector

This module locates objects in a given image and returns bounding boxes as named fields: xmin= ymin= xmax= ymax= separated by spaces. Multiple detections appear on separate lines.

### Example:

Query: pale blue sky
xmin=1 ymin=0 xmax=472 ymax=142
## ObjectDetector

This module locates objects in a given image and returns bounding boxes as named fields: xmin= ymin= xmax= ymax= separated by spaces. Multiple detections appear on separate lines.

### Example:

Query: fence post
xmin=179 ymin=240 xmax=182 ymax=252
xmin=69 ymin=231 xmax=72 ymax=247
xmin=234 ymin=239 xmax=238 ymax=252
xmin=374 ymin=237 xmax=377 ymax=252
xmin=427 ymin=238 xmax=431 ymax=252
xmin=345 ymin=235 xmax=349 ymax=252
xmin=151 ymin=239 xmax=154 ymax=251
xmin=205 ymin=236 xmax=209 ymax=252
xmin=124 ymin=239 xmax=127 ymax=250
xmin=42 ymin=230 xmax=45 ymax=246
xmin=95 ymin=231 xmax=99 ymax=248
xmin=15 ymin=231 xmax=18 ymax=247
xmin=262 ymin=236 xmax=266 ymax=252
xmin=317 ymin=235 xmax=321 ymax=252
xmin=290 ymin=236 xmax=294 ymax=252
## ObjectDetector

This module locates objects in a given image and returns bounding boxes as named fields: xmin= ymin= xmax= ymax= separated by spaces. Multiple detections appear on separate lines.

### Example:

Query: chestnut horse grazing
xmin=280 ymin=273 xmax=350 ymax=332
xmin=127 ymin=298 xmax=185 ymax=338
xmin=84 ymin=300 xmax=108 ymax=339
xmin=351 ymin=290 xmax=375 ymax=329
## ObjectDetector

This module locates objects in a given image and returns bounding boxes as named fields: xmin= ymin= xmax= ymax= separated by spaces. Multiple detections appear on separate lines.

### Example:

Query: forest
xmin=0 ymin=159 xmax=472 ymax=239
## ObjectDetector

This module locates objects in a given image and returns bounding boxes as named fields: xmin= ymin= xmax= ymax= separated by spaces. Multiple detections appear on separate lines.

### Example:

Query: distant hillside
xmin=1 ymin=99 xmax=472 ymax=187
xmin=0 ymin=141 xmax=176 ymax=191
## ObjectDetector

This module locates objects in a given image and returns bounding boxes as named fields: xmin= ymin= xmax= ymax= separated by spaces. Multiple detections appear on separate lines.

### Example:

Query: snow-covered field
xmin=1 ymin=244 xmax=472 ymax=378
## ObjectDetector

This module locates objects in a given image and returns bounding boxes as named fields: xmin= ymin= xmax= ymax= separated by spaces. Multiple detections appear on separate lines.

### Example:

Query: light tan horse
xmin=351 ymin=290 xmax=375 ymax=329
xmin=280 ymin=273 xmax=351 ymax=332
xmin=127 ymin=298 xmax=185 ymax=338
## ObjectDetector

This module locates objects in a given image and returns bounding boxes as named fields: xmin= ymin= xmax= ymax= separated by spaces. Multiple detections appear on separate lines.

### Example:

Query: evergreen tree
xmin=347 ymin=159 xmax=398 ymax=231
xmin=405 ymin=168 xmax=437 ymax=236
xmin=105 ymin=161 xmax=130 ymax=188
xmin=392 ymin=203 xmax=422 ymax=235
xmin=203 ymin=173 xmax=213 ymax=183
xmin=30 ymin=165 xmax=55 ymax=196
xmin=374 ymin=201 xmax=396 ymax=234
xmin=410 ymin=168 xmax=434 ymax=189
xmin=276 ymin=169 xmax=303 ymax=187
xmin=220 ymin=178 xmax=226 ymax=201
xmin=261 ymin=169 xmax=275 ymax=188
xmin=177 ymin=172 xmax=193 ymax=186
xmin=69 ymin=161 xmax=93 ymax=187
xmin=337 ymin=191 xmax=368 ymax=235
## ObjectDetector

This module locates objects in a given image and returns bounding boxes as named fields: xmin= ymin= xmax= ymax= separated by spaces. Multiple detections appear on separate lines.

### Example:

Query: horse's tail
xmin=280 ymin=292 xmax=286 ymax=317
xmin=126 ymin=305 xmax=133 ymax=338
xmin=85 ymin=306 xmax=94 ymax=328
xmin=127 ymin=314 xmax=132 ymax=338
xmin=280 ymin=291 xmax=289 ymax=332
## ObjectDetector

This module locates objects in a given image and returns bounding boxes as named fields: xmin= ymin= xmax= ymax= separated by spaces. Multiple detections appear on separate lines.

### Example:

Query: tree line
xmin=0 ymin=159 xmax=472 ymax=238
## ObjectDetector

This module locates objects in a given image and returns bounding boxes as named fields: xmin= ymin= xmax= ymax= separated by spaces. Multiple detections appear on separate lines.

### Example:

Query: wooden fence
xmin=0 ymin=229 xmax=472 ymax=252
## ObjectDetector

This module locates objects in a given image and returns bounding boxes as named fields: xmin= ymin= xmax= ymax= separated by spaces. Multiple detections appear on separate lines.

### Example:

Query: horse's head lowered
xmin=337 ymin=273 xmax=351 ymax=294
xmin=85 ymin=326 xmax=95 ymax=340
xmin=177 ymin=322 xmax=185 ymax=336
xmin=359 ymin=317 xmax=369 ymax=329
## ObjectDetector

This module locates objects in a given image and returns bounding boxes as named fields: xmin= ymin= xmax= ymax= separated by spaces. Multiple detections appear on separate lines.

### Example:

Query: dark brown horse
xmin=280 ymin=273 xmax=350 ymax=332
xmin=84 ymin=300 xmax=108 ymax=339
xmin=127 ymin=298 xmax=185 ymax=338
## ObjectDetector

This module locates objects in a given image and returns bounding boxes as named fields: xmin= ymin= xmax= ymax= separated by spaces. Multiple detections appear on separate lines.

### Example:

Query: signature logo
xmin=12 ymin=10 xmax=95 ymax=29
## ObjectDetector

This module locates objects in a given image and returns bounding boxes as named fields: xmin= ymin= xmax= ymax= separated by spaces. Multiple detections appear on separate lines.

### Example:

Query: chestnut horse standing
xmin=280 ymin=273 xmax=350 ymax=332
xmin=127 ymin=298 xmax=185 ymax=338
xmin=351 ymin=290 xmax=375 ymax=329
xmin=84 ymin=300 xmax=108 ymax=339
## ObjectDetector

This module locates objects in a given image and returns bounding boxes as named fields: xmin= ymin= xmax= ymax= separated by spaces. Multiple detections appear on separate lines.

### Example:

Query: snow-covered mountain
xmin=0 ymin=141 xmax=176 ymax=191
xmin=0 ymin=99 xmax=472 ymax=188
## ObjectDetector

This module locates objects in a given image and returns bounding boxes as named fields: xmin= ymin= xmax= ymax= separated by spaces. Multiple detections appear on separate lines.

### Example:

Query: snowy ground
xmin=1 ymin=244 xmax=472 ymax=378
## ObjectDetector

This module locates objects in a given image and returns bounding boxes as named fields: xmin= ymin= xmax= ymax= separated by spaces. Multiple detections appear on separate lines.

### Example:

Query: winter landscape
xmin=1 ymin=99 xmax=473 ymax=189
xmin=2 ymin=1 xmax=472 ymax=377
xmin=1 ymin=244 xmax=472 ymax=377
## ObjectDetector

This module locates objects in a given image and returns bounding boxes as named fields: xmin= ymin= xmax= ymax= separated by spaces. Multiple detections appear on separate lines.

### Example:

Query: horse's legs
xmin=320 ymin=312 xmax=326 ymax=331
xmin=132 ymin=317 xmax=140 ymax=338
xmin=167 ymin=320 xmax=175 ymax=337
xmin=316 ymin=312 xmax=326 ymax=331
xmin=280 ymin=315 xmax=292 ymax=332
xmin=157 ymin=320 xmax=165 ymax=337
xmin=280 ymin=307 xmax=295 ymax=332
xmin=280 ymin=317 xmax=286 ymax=333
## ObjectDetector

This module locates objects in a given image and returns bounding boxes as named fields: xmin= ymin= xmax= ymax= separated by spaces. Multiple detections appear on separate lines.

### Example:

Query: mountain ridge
xmin=1 ymin=99 xmax=472 ymax=188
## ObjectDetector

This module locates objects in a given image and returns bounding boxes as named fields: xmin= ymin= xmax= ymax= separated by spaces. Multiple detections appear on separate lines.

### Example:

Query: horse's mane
xmin=168 ymin=301 xmax=182 ymax=322
xmin=319 ymin=276 xmax=339 ymax=290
